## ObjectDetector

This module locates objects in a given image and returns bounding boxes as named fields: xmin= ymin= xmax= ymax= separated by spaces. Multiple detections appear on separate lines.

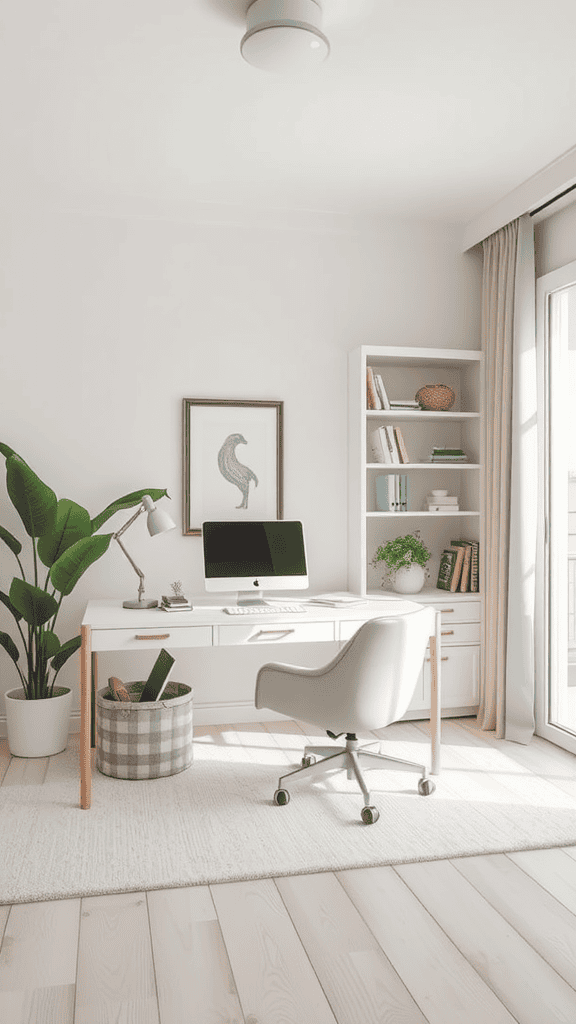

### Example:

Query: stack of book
xmin=429 ymin=447 xmax=468 ymax=463
xmin=436 ymin=539 xmax=479 ymax=592
xmin=389 ymin=399 xmax=421 ymax=410
xmin=369 ymin=425 xmax=410 ymax=464
xmin=425 ymin=493 xmax=459 ymax=512
xmin=161 ymin=594 xmax=193 ymax=612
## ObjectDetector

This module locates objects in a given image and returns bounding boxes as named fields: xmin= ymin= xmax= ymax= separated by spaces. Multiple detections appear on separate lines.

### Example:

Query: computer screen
xmin=202 ymin=520 xmax=308 ymax=604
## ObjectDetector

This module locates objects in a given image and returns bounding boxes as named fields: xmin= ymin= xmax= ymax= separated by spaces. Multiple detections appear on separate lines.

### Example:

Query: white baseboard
xmin=0 ymin=703 xmax=290 ymax=739
xmin=0 ymin=702 xmax=478 ymax=740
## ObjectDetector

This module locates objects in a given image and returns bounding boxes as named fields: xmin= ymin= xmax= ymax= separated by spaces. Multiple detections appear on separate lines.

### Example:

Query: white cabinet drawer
xmin=434 ymin=622 xmax=480 ymax=645
xmin=434 ymin=601 xmax=481 ymax=623
xmin=217 ymin=620 xmax=335 ymax=646
xmin=91 ymin=626 xmax=213 ymax=652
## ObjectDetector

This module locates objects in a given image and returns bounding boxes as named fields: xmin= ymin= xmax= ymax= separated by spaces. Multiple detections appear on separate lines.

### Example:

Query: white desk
xmin=80 ymin=598 xmax=442 ymax=809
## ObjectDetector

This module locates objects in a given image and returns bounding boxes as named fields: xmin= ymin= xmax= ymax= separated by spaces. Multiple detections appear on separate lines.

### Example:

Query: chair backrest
xmin=318 ymin=605 xmax=436 ymax=733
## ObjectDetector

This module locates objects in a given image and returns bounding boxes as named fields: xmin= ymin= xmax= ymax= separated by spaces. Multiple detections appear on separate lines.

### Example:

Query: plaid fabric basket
xmin=96 ymin=682 xmax=193 ymax=780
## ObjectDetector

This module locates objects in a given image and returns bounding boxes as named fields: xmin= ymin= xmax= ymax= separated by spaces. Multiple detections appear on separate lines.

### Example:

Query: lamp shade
xmin=142 ymin=495 xmax=176 ymax=536
xmin=241 ymin=0 xmax=329 ymax=72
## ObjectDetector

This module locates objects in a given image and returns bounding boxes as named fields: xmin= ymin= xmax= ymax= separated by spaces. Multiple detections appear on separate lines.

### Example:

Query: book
xmin=161 ymin=602 xmax=193 ymax=612
xmin=427 ymin=504 xmax=460 ymax=512
xmin=459 ymin=544 xmax=472 ymax=591
xmin=451 ymin=538 xmax=479 ymax=592
xmin=366 ymin=367 xmax=381 ymax=410
xmin=393 ymin=426 xmax=409 ymax=463
xmin=384 ymin=425 xmax=401 ymax=463
xmin=139 ymin=648 xmax=176 ymax=702
xmin=437 ymin=549 xmax=458 ymax=591
xmin=369 ymin=428 xmax=387 ymax=463
xmin=308 ymin=594 xmax=368 ymax=607
xmin=389 ymin=399 xmax=420 ymax=408
xmin=375 ymin=474 xmax=390 ymax=510
xmin=373 ymin=373 xmax=391 ymax=410
xmin=445 ymin=545 xmax=465 ymax=592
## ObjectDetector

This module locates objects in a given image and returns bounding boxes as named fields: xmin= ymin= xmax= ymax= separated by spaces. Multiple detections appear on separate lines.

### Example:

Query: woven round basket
xmin=415 ymin=383 xmax=455 ymax=411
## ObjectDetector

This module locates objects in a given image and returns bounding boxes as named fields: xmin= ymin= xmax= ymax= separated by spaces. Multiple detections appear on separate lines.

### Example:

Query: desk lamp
xmin=114 ymin=495 xmax=176 ymax=609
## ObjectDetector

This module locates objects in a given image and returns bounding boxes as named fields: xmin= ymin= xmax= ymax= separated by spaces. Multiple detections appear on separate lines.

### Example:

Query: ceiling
xmin=3 ymin=0 xmax=576 ymax=225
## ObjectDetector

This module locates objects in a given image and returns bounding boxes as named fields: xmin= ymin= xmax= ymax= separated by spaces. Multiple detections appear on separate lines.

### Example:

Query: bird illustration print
xmin=217 ymin=433 xmax=259 ymax=509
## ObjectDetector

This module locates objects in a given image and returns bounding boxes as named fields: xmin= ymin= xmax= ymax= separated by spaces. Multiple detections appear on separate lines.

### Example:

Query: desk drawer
xmin=436 ymin=601 xmax=481 ymax=623
xmin=434 ymin=622 xmax=480 ymax=645
xmin=217 ymin=621 xmax=335 ymax=646
xmin=91 ymin=626 xmax=213 ymax=652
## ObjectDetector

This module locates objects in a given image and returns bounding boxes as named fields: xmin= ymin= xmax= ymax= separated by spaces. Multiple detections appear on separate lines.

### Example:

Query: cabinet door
xmin=424 ymin=644 xmax=479 ymax=708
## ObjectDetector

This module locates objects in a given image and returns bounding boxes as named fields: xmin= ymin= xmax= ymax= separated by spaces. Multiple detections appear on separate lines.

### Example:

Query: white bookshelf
xmin=348 ymin=345 xmax=483 ymax=717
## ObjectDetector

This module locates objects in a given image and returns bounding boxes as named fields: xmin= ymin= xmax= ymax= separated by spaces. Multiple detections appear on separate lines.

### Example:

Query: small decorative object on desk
xmin=415 ymin=384 xmax=456 ymax=411
xmin=372 ymin=530 xmax=431 ymax=594
xmin=161 ymin=580 xmax=193 ymax=611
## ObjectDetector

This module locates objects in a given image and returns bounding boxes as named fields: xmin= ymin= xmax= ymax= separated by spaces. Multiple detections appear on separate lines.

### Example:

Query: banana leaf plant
xmin=0 ymin=442 xmax=169 ymax=699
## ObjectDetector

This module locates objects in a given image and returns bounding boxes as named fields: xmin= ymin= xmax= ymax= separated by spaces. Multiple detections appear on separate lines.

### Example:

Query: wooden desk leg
xmin=429 ymin=610 xmax=442 ymax=775
xmin=80 ymin=624 xmax=92 ymax=809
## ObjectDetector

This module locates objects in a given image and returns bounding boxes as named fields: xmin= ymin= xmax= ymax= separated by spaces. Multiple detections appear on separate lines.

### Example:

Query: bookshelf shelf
xmin=367 ymin=463 xmax=480 ymax=470
xmin=366 ymin=410 xmax=480 ymax=421
xmin=366 ymin=510 xmax=480 ymax=518
xmin=348 ymin=344 xmax=483 ymax=718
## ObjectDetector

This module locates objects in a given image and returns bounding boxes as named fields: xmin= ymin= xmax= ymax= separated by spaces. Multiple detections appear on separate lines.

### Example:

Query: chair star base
xmin=273 ymin=733 xmax=435 ymax=823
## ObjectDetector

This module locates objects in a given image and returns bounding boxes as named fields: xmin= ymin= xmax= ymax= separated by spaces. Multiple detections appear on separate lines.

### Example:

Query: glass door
xmin=536 ymin=262 xmax=576 ymax=752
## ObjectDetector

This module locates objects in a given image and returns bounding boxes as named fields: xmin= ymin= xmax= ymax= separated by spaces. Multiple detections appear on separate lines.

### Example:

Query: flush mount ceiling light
xmin=241 ymin=0 xmax=330 ymax=72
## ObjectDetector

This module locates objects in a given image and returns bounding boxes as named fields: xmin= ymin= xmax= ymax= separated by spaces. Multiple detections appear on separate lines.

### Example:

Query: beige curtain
xmin=478 ymin=215 xmax=537 ymax=740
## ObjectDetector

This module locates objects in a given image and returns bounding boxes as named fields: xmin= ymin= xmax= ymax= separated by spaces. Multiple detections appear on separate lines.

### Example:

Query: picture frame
xmin=182 ymin=399 xmax=284 ymax=536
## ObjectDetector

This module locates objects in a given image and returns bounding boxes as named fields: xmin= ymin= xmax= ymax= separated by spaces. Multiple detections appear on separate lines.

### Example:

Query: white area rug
xmin=2 ymin=718 xmax=576 ymax=905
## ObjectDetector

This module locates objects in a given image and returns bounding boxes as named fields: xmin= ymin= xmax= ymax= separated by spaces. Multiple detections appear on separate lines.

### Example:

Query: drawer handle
xmin=255 ymin=629 xmax=295 ymax=639
xmin=134 ymin=633 xmax=170 ymax=640
xmin=426 ymin=656 xmax=449 ymax=661
xmin=442 ymin=608 xmax=455 ymax=614
xmin=441 ymin=630 xmax=454 ymax=636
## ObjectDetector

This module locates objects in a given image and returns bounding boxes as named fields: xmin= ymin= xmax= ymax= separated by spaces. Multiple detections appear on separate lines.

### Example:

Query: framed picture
xmin=182 ymin=399 xmax=283 ymax=535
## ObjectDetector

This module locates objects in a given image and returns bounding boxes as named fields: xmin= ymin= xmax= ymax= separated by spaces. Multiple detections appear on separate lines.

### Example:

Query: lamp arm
xmin=114 ymin=535 xmax=146 ymax=603
xmin=114 ymin=504 xmax=145 ymax=540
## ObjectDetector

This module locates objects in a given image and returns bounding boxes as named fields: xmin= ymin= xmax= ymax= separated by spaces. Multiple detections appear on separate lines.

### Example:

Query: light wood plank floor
xmin=3 ymin=718 xmax=576 ymax=1023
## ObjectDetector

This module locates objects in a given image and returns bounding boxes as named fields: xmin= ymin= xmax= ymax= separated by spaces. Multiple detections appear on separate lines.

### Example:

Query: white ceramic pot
xmin=392 ymin=564 xmax=426 ymax=594
xmin=4 ymin=686 xmax=72 ymax=757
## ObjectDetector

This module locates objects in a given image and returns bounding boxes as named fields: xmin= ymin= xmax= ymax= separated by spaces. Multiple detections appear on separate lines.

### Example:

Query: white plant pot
xmin=392 ymin=564 xmax=426 ymax=594
xmin=4 ymin=686 xmax=72 ymax=757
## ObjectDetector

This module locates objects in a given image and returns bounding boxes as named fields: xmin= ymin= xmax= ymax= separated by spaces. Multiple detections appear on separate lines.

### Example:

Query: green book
xmin=436 ymin=549 xmax=457 ymax=591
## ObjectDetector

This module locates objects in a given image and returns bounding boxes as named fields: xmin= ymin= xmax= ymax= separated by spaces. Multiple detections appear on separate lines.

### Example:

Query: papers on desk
xmin=308 ymin=594 xmax=368 ymax=607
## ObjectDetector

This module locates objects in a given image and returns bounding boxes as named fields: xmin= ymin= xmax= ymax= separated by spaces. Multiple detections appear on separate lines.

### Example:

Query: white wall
xmin=0 ymin=203 xmax=481 ymax=727
xmin=536 ymin=199 xmax=576 ymax=278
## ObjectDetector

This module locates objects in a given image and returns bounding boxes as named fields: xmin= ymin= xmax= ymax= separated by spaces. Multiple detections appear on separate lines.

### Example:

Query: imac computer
xmin=202 ymin=520 xmax=308 ymax=605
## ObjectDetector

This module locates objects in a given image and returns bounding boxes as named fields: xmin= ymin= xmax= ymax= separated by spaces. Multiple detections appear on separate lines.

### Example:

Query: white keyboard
xmin=223 ymin=604 xmax=307 ymax=615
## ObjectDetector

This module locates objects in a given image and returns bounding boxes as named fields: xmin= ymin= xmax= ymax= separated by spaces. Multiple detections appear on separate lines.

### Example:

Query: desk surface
xmin=82 ymin=595 xmax=427 ymax=630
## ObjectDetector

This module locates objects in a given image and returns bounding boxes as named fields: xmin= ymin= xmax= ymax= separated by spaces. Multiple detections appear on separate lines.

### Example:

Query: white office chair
xmin=255 ymin=605 xmax=437 ymax=824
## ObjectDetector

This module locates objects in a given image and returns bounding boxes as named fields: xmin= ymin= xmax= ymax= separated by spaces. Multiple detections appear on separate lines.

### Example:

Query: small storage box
xmin=96 ymin=682 xmax=193 ymax=780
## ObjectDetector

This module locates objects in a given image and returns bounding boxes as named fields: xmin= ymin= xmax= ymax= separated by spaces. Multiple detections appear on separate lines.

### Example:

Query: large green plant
xmin=0 ymin=442 xmax=168 ymax=699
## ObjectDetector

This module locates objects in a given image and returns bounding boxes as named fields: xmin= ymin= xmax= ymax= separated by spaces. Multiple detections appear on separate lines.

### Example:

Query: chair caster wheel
xmin=418 ymin=778 xmax=435 ymax=796
xmin=301 ymin=754 xmax=316 ymax=767
xmin=361 ymin=805 xmax=380 ymax=824
xmin=274 ymin=788 xmax=290 ymax=806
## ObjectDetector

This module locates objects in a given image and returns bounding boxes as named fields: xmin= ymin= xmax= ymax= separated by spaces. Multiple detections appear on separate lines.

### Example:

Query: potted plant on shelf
xmin=0 ymin=442 xmax=170 ymax=757
xmin=372 ymin=531 xmax=431 ymax=594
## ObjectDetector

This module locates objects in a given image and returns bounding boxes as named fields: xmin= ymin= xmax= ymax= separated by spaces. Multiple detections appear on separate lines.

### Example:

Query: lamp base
xmin=122 ymin=599 xmax=158 ymax=609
